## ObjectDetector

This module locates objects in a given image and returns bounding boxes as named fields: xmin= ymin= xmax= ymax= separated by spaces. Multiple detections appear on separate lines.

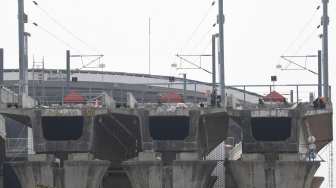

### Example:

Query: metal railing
xmin=2 ymin=83 xmax=329 ymax=109
xmin=6 ymin=138 xmax=28 ymax=156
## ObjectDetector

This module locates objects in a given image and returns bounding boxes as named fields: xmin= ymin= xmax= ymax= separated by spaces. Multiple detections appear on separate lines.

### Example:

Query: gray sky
xmin=0 ymin=0 xmax=335 ymax=186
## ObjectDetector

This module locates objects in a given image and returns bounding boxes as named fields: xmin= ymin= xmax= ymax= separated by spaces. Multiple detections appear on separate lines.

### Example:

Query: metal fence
xmin=2 ymin=83 xmax=328 ymax=108
xmin=6 ymin=138 xmax=28 ymax=157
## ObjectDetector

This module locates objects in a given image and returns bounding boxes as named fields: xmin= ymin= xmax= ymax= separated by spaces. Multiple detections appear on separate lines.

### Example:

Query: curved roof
xmin=3 ymin=69 xmax=261 ymax=103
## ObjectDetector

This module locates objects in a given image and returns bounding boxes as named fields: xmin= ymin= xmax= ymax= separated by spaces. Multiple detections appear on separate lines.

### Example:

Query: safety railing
xmin=2 ymin=83 xmax=330 ymax=109
xmin=6 ymin=138 xmax=28 ymax=157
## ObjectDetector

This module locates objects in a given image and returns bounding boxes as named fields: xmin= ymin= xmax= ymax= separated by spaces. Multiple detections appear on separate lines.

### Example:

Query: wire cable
xmin=187 ymin=26 xmax=215 ymax=56
xmin=176 ymin=1 xmax=216 ymax=55
xmin=281 ymin=3 xmax=321 ymax=56
xmin=282 ymin=27 xmax=319 ymax=71
xmin=277 ymin=2 xmax=321 ymax=78
xmin=30 ymin=1 xmax=105 ymax=70
xmin=30 ymin=0 xmax=102 ymax=55
xmin=30 ymin=20 xmax=83 ymax=56
xmin=30 ymin=19 xmax=104 ymax=70
xmin=178 ymin=38 xmax=213 ymax=76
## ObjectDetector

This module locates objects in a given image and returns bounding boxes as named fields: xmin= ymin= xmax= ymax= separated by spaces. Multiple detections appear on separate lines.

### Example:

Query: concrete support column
xmin=173 ymin=153 xmax=217 ymax=188
xmin=122 ymin=151 xmax=164 ymax=188
xmin=12 ymin=154 xmax=58 ymax=188
xmin=122 ymin=152 xmax=217 ymax=188
xmin=64 ymin=153 xmax=110 ymax=188
xmin=226 ymin=154 xmax=320 ymax=188
xmin=12 ymin=153 xmax=110 ymax=188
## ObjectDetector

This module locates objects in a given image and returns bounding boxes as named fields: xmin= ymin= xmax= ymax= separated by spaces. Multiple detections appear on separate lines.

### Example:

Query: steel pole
xmin=318 ymin=50 xmax=322 ymax=97
xmin=66 ymin=50 xmax=70 ymax=93
xmin=218 ymin=0 xmax=225 ymax=104
xmin=212 ymin=35 xmax=216 ymax=90
xmin=183 ymin=74 xmax=186 ymax=102
xmin=18 ymin=0 xmax=25 ymax=94
xmin=322 ymin=0 xmax=329 ymax=102
xmin=24 ymin=33 xmax=30 ymax=94
xmin=0 ymin=49 xmax=3 ymax=85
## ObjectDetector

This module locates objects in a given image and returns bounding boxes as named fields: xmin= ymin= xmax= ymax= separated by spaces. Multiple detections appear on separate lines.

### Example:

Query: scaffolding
xmin=32 ymin=56 xmax=48 ymax=106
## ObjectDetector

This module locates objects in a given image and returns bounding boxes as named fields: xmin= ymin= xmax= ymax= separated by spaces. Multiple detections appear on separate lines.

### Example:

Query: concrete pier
xmin=226 ymin=105 xmax=333 ymax=188
xmin=0 ymin=94 xmax=228 ymax=188
xmin=12 ymin=153 xmax=110 ymax=188
xmin=226 ymin=154 xmax=320 ymax=188
xmin=122 ymin=152 xmax=217 ymax=188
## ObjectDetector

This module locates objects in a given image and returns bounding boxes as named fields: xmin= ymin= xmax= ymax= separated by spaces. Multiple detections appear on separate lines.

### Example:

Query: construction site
xmin=0 ymin=0 xmax=334 ymax=187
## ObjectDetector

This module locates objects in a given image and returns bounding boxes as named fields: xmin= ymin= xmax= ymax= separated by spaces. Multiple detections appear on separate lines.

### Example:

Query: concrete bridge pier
xmin=226 ymin=154 xmax=320 ymax=188
xmin=172 ymin=153 xmax=217 ymax=188
xmin=122 ymin=151 xmax=164 ymax=188
xmin=12 ymin=153 xmax=110 ymax=188
xmin=122 ymin=152 xmax=217 ymax=188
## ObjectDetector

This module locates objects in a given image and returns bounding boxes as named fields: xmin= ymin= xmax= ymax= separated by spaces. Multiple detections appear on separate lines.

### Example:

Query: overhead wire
xmin=282 ymin=27 xmax=319 ymax=71
xmin=29 ymin=0 xmax=103 ymax=69
xmin=187 ymin=25 xmax=216 ymax=56
xmin=30 ymin=0 xmax=102 ymax=55
xmin=176 ymin=1 xmax=216 ymax=55
xmin=171 ymin=1 xmax=216 ymax=77
xmin=281 ymin=2 xmax=321 ymax=56
xmin=30 ymin=20 xmax=82 ymax=56
xmin=177 ymin=38 xmax=213 ymax=76
xmin=277 ymin=2 xmax=321 ymax=78
xmin=173 ymin=24 xmax=214 ymax=77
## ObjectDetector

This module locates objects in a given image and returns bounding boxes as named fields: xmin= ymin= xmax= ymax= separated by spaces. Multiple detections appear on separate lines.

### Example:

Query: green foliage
xmin=34 ymin=181 xmax=52 ymax=188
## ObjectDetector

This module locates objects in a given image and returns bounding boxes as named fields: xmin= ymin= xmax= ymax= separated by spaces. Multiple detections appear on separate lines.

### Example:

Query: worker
xmin=216 ymin=95 xmax=221 ymax=108
xmin=258 ymin=98 xmax=264 ymax=105
xmin=313 ymin=96 xmax=325 ymax=109
xmin=210 ymin=89 xmax=217 ymax=107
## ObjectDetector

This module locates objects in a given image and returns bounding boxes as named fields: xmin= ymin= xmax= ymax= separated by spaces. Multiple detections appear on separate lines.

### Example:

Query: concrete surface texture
xmin=12 ymin=154 xmax=110 ymax=188
xmin=226 ymin=159 xmax=320 ymax=188
xmin=225 ymin=105 xmax=333 ymax=188
xmin=122 ymin=151 xmax=217 ymax=188
xmin=0 ymin=101 xmax=229 ymax=188
xmin=1 ymin=87 xmax=331 ymax=188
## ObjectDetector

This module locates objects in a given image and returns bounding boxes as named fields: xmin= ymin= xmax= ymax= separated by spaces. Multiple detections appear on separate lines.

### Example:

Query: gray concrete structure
xmin=0 ymin=116 xmax=6 ymax=188
xmin=12 ymin=153 xmax=110 ymax=188
xmin=225 ymin=104 xmax=333 ymax=188
xmin=0 ymin=90 xmax=229 ymax=187
xmin=0 ymin=70 xmax=332 ymax=188
xmin=122 ymin=152 xmax=217 ymax=188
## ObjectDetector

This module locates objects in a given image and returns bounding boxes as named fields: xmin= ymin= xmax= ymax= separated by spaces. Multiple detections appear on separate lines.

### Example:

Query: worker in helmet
xmin=313 ymin=96 xmax=325 ymax=109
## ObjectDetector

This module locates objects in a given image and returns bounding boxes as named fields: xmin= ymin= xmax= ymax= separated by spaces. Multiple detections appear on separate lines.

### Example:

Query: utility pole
xmin=212 ymin=34 xmax=217 ymax=90
xmin=0 ymin=49 xmax=3 ymax=85
xmin=24 ymin=32 xmax=30 ymax=93
xmin=149 ymin=18 xmax=151 ymax=75
xmin=66 ymin=50 xmax=70 ymax=93
xmin=317 ymin=50 xmax=322 ymax=98
xmin=218 ymin=0 xmax=225 ymax=105
xmin=322 ymin=0 xmax=329 ymax=103
xmin=18 ymin=0 xmax=26 ymax=94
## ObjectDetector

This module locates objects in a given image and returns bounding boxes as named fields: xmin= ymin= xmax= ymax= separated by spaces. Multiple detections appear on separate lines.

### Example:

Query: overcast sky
xmin=0 ymin=0 xmax=335 ymax=186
